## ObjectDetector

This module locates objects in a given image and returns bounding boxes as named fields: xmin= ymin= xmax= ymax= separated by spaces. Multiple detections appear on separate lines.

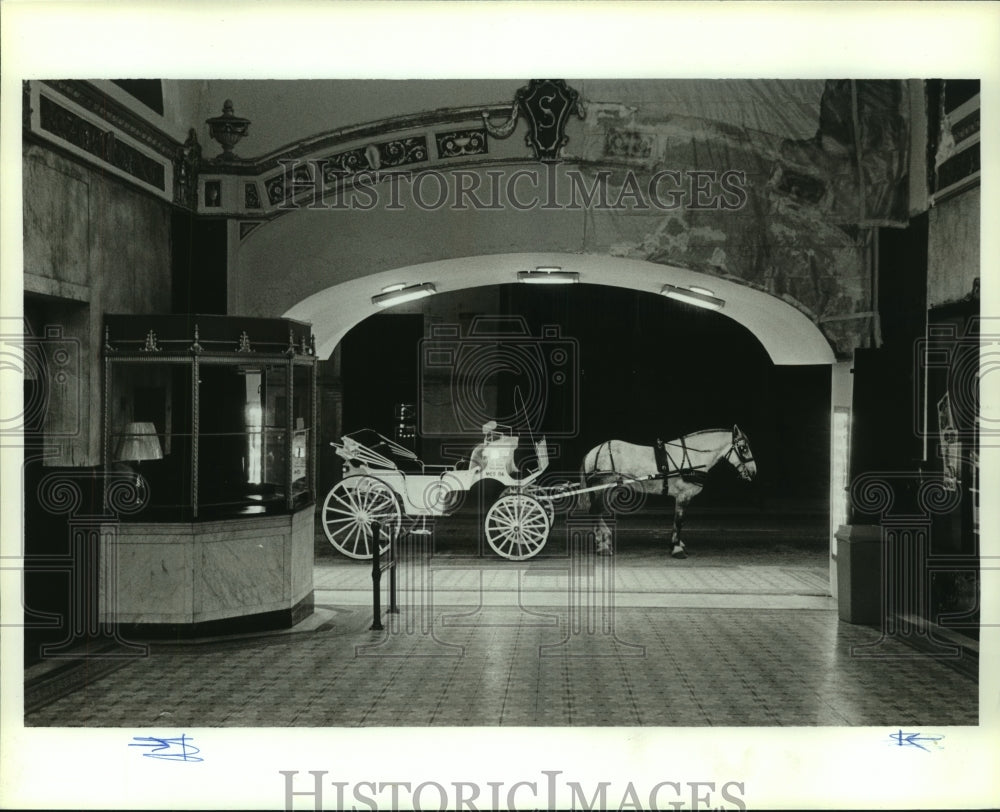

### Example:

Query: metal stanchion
xmin=370 ymin=521 xmax=383 ymax=631
xmin=356 ymin=520 xmax=463 ymax=657
xmin=369 ymin=520 xmax=398 ymax=631
xmin=388 ymin=537 xmax=399 ymax=616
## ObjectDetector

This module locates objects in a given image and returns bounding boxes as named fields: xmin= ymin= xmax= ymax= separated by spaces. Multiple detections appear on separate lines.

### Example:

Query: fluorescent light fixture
xmin=660 ymin=284 xmax=725 ymax=310
xmin=371 ymin=282 xmax=436 ymax=307
xmin=517 ymin=267 xmax=579 ymax=284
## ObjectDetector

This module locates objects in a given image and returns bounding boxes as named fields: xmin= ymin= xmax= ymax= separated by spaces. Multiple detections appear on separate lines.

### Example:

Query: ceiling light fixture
xmin=660 ymin=284 xmax=726 ymax=310
xmin=371 ymin=282 xmax=436 ymax=307
xmin=517 ymin=267 xmax=579 ymax=284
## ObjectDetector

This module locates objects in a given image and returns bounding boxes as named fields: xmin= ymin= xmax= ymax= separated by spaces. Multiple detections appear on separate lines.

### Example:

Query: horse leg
xmin=671 ymin=496 xmax=689 ymax=559
xmin=588 ymin=487 xmax=614 ymax=555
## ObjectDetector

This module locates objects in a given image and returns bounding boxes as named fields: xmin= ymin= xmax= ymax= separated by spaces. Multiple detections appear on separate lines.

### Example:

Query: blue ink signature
xmin=129 ymin=734 xmax=203 ymax=762
xmin=889 ymin=729 xmax=944 ymax=751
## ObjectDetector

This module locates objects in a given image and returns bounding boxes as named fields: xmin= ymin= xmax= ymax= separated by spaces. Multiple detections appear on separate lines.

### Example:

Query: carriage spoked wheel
xmin=499 ymin=485 xmax=555 ymax=524
xmin=322 ymin=475 xmax=401 ymax=559
xmin=485 ymin=491 xmax=551 ymax=561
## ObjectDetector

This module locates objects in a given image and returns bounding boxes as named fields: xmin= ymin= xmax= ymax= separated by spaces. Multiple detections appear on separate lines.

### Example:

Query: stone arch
xmin=280 ymin=252 xmax=834 ymax=365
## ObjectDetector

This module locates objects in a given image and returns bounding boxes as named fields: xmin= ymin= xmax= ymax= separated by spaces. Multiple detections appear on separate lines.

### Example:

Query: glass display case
xmin=103 ymin=314 xmax=317 ymax=519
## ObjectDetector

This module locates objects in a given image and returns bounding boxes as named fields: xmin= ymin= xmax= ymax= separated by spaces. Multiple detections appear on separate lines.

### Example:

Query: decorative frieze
xmin=937 ymin=144 xmax=980 ymax=194
xmin=483 ymin=79 xmax=585 ymax=161
xmin=435 ymin=128 xmax=488 ymax=158
xmin=30 ymin=80 xmax=508 ymax=215
xmin=245 ymin=182 xmax=261 ymax=209
xmin=41 ymin=79 xmax=180 ymax=161
xmin=950 ymin=108 xmax=980 ymax=144
xmin=265 ymin=135 xmax=429 ymax=206
xmin=931 ymin=85 xmax=980 ymax=201
xmin=375 ymin=135 xmax=428 ymax=168
xmin=39 ymin=94 xmax=166 ymax=191
xmin=603 ymin=128 xmax=653 ymax=161
xmin=245 ymin=104 xmax=507 ymax=173
xmin=267 ymin=161 xmax=315 ymax=206
xmin=322 ymin=146 xmax=369 ymax=177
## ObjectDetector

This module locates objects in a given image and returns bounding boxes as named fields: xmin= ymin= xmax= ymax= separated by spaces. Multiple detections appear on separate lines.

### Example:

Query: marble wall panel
xmin=100 ymin=536 xmax=194 ymax=623
xmin=195 ymin=532 xmax=286 ymax=618
xmin=100 ymin=507 xmax=315 ymax=625
xmin=290 ymin=509 xmax=314 ymax=603
xmin=23 ymin=150 xmax=90 ymax=289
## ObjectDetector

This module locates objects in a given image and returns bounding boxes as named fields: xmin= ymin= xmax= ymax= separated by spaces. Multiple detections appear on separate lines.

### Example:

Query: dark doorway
xmin=335 ymin=285 xmax=830 ymax=517
xmin=341 ymin=313 xmax=424 ymax=451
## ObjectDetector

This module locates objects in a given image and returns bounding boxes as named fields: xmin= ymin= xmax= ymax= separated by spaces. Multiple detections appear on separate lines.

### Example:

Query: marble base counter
xmin=99 ymin=506 xmax=314 ymax=629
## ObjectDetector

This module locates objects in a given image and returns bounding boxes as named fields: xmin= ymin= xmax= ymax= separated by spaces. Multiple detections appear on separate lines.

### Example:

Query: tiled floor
xmin=23 ymin=527 xmax=979 ymax=728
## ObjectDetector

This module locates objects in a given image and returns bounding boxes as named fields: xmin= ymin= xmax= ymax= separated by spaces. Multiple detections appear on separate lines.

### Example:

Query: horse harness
xmin=593 ymin=438 xmax=707 ymax=487
xmin=594 ymin=433 xmax=750 ymax=487
xmin=654 ymin=437 xmax=708 ymax=485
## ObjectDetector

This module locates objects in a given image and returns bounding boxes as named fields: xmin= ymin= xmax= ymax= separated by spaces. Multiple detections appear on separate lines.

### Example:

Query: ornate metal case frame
xmin=102 ymin=314 xmax=318 ymax=519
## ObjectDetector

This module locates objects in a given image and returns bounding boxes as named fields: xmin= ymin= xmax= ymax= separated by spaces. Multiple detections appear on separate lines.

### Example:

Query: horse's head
xmin=727 ymin=425 xmax=757 ymax=482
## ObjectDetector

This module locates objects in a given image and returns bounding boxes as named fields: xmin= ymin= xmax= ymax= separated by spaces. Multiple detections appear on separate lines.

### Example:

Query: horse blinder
xmin=728 ymin=437 xmax=755 ymax=480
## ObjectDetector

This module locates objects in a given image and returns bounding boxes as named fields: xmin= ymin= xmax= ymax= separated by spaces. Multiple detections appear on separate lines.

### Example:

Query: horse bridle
xmin=724 ymin=436 xmax=755 ymax=477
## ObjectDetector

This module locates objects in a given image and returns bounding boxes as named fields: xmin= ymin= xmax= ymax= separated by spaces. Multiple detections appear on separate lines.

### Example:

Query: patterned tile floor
xmin=24 ymin=536 xmax=978 ymax=728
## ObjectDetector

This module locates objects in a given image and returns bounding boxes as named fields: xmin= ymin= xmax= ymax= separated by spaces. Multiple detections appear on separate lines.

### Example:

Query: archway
xmin=282 ymin=253 xmax=835 ymax=366
xmin=288 ymin=257 xmax=846 ymax=594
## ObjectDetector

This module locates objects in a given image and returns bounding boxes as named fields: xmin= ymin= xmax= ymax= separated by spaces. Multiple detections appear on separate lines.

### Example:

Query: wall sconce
xmin=660 ymin=284 xmax=726 ymax=310
xmin=372 ymin=282 xmax=437 ymax=308
xmin=116 ymin=421 xmax=164 ymax=503
xmin=206 ymin=99 xmax=251 ymax=160
xmin=517 ymin=267 xmax=579 ymax=284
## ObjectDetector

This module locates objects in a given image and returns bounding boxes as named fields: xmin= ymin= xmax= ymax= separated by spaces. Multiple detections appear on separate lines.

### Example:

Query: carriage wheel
xmin=321 ymin=475 xmax=401 ymax=559
xmin=485 ymin=492 xmax=550 ymax=560
xmin=500 ymin=485 xmax=555 ymax=524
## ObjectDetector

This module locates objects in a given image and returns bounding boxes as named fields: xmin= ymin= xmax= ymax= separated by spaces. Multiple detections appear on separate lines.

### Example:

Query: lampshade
xmin=116 ymin=422 xmax=163 ymax=462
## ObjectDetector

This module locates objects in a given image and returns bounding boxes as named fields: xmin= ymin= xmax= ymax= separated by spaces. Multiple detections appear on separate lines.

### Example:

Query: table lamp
xmin=116 ymin=421 xmax=163 ymax=503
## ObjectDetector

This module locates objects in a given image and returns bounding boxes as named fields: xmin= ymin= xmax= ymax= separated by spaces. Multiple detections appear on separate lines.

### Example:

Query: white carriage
xmin=321 ymin=421 xmax=553 ymax=560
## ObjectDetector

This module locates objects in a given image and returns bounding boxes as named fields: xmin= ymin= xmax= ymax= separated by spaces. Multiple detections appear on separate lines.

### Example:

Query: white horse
xmin=581 ymin=426 xmax=757 ymax=558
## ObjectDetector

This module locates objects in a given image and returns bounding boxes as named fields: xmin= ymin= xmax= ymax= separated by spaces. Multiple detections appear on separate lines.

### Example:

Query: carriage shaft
xmin=531 ymin=462 xmax=709 ymax=502
xmin=533 ymin=474 xmax=663 ymax=501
